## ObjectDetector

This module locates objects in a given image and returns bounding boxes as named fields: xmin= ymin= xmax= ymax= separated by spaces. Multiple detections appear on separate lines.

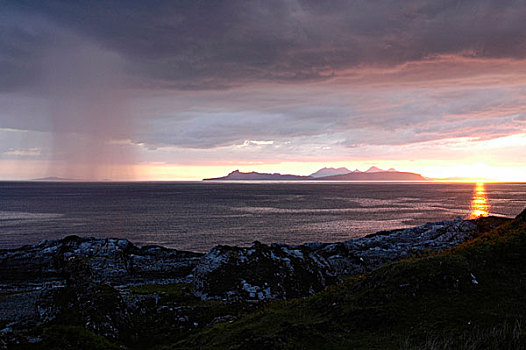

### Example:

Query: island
xmin=204 ymin=169 xmax=310 ymax=181
xmin=204 ymin=166 xmax=427 ymax=181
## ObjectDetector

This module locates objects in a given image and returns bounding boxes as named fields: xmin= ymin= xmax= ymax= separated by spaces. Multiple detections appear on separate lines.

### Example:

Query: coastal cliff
xmin=0 ymin=212 xmax=522 ymax=349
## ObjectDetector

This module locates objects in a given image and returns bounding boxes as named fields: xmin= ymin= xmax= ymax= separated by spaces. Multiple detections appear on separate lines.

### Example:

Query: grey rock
xmin=0 ymin=235 xmax=202 ymax=285
xmin=192 ymin=217 xmax=483 ymax=302
xmin=315 ymin=217 xmax=479 ymax=276
xmin=193 ymin=241 xmax=339 ymax=302
xmin=0 ymin=236 xmax=202 ymax=327
xmin=516 ymin=208 xmax=526 ymax=222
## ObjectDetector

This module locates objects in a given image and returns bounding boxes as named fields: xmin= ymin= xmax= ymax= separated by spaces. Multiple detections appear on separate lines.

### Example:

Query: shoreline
xmin=1 ymin=215 xmax=509 ymax=298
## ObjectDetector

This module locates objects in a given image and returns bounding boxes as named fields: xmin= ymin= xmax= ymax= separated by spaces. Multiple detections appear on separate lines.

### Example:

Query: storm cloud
xmin=3 ymin=0 xmax=526 ymax=90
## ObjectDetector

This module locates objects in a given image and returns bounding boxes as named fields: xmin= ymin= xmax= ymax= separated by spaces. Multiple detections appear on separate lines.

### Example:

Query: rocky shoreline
xmin=0 ymin=215 xmax=510 ymax=347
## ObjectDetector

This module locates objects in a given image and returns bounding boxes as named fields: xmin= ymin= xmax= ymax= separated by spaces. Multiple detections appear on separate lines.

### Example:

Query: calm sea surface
xmin=0 ymin=181 xmax=525 ymax=252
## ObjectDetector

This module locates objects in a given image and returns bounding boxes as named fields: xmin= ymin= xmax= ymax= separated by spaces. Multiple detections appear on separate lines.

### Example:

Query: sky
xmin=1 ymin=0 xmax=526 ymax=181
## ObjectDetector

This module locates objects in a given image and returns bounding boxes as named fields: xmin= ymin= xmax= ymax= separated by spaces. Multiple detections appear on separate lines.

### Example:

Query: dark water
xmin=0 ymin=182 xmax=525 ymax=252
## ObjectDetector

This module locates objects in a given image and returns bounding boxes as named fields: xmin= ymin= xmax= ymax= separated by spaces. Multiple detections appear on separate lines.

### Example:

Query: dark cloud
xmin=3 ymin=0 xmax=526 ymax=90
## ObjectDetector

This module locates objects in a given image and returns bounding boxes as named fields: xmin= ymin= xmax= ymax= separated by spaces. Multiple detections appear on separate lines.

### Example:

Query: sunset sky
xmin=1 ymin=1 xmax=526 ymax=181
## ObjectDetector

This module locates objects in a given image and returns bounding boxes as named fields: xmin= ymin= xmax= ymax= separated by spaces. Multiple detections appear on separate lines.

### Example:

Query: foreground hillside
xmin=173 ymin=210 xmax=526 ymax=349
xmin=2 ymin=210 xmax=524 ymax=349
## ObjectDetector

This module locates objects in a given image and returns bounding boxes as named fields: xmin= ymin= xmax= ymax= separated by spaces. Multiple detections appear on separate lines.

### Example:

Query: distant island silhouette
xmin=204 ymin=166 xmax=427 ymax=181
xmin=31 ymin=177 xmax=77 ymax=182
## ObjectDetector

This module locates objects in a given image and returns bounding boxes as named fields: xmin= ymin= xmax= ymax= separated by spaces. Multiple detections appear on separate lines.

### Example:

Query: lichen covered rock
xmin=193 ymin=217 xmax=486 ymax=301
xmin=0 ymin=236 xmax=202 ymax=284
xmin=193 ymin=242 xmax=339 ymax=302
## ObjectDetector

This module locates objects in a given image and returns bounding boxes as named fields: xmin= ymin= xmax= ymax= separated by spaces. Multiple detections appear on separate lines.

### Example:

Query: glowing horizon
xmin=2 ymin=158 xmax=525 ymax=182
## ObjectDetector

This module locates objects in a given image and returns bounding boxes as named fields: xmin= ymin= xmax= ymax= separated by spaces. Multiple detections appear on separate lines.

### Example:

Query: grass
xmin=126 ymin=282 xmax=252 ymax=349
xmin=12 ymin=325 xmax=120 ymax=350
xmin=130 ymin=282 xmax=195 ymax=303
xmin=402 ymin=319 xmax=523 ymax=350
xmin=0 ymin=289 xmax=35 ymax=301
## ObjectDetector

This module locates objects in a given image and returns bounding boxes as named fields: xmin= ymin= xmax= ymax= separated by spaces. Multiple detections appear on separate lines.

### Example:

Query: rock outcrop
xmin=193 ymin=242 xmax=339 ymax=302
xmin=516 ymin=207 xmax=526 ymax=222
xmin=191 ymin=216 xmax=502 ymax=301
xmin=0 ymin=235 xmax=202 ymax=284
xmin=0 ymin=236 xmax=202 ymax=329
xmin=35 ymin=258 xmax=133 ymax=340
xmin=313 ymin=216 xmax=479 ymax=276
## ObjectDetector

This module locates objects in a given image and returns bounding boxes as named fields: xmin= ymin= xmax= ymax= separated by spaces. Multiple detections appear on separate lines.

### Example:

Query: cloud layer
xmin=1 ymin=0 xmax=526 ymax=179
xmin=4 ymin=0 xmax=526 ymax=89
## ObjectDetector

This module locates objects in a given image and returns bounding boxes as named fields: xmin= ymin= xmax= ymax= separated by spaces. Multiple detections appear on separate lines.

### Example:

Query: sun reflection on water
xmin=470 ymin=182 xmax=490 ymax=218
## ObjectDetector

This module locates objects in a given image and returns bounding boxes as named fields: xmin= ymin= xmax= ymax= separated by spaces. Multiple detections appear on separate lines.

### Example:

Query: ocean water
xmin=0 ymin=181 xmax=525 ymax=252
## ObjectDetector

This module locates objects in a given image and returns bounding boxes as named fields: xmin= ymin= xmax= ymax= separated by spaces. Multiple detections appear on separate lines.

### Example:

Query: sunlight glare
xmin=470 ymin=182 xmax=490 ymax=218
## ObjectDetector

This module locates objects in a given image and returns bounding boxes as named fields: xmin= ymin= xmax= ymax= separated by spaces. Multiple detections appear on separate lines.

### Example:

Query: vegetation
xmin=15 ymin=326 xmax=120 ymax=350
xmin=127 ymin=283 xmax=248 ymax=349
xmin=130 ymin=283 xmax=196 ymax=304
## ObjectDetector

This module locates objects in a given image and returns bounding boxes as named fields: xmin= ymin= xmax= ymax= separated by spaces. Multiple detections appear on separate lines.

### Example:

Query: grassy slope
xmin=170 ymin=216 xmax=526 ymax=349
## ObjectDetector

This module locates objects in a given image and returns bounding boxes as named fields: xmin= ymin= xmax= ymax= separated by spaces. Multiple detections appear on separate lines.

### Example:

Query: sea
xmin=0 ymin=181 xmax=525 ymax=252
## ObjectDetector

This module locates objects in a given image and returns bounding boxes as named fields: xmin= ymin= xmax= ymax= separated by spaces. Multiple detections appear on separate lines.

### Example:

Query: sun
xmin=444 ymin=162 xmax=500 ymax=182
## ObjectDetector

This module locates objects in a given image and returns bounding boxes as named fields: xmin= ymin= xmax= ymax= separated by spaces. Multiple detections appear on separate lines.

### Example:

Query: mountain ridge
xmin=204 ymin=170 xmax=310 ymax=181
xmin=310 ymin=167 xmax=351 ymax=178
xmin=316 ymin=170 xmax=426 ymax=181
xmin=204 ymin=167 xmax=426 ymax=181
xmin=31 ymin=177 xmax=77 ymax=182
